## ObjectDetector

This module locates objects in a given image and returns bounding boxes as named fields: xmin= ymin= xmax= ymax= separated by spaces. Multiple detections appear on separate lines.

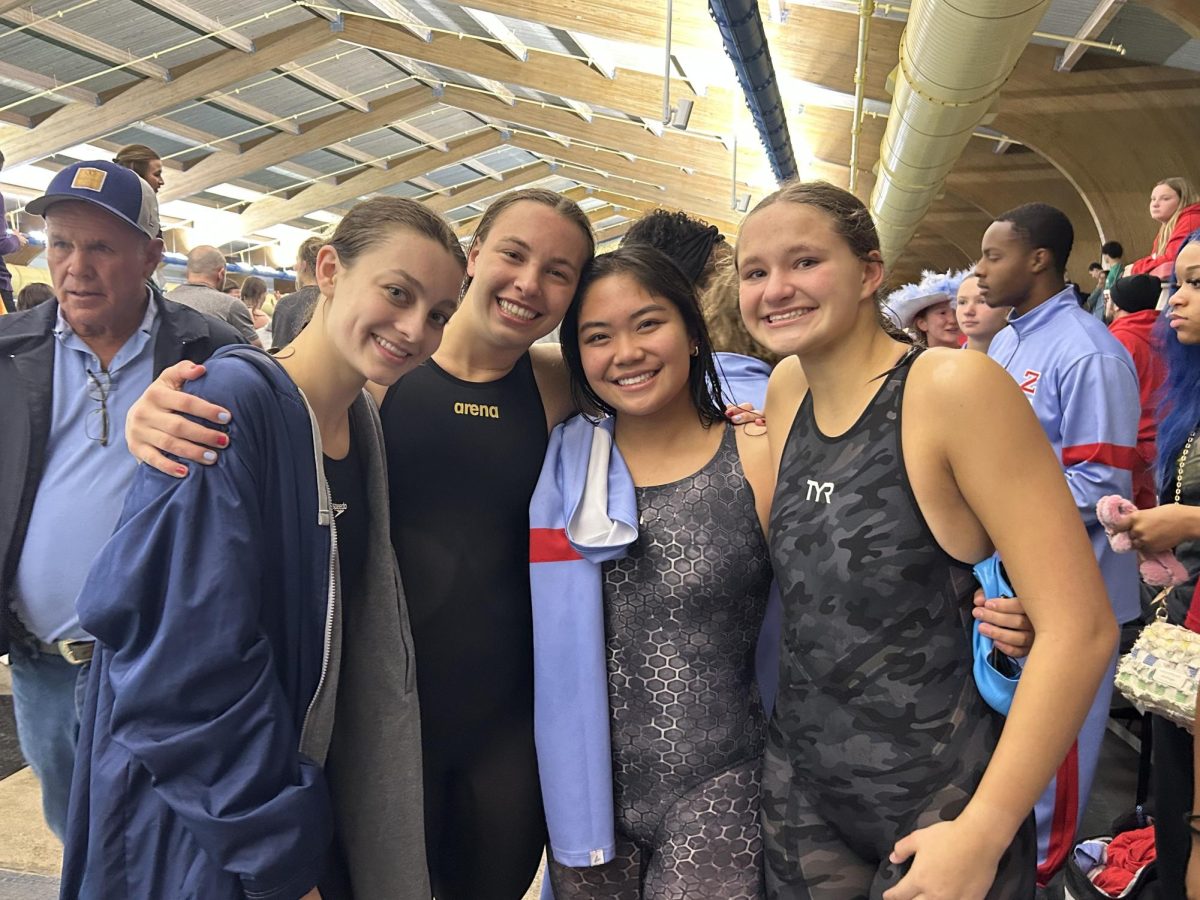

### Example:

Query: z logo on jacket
xmin=1019 ymin=369 xmax=1041 ymax=396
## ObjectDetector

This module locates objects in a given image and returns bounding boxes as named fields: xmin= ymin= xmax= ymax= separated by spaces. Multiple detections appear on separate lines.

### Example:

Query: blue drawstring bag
xmin=973 ymin=554 xmax=1022 ymax=716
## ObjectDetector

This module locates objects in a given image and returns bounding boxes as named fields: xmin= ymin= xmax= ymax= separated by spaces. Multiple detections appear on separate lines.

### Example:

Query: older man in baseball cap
xmin=0 ymin=161 xmax=242 ymax=837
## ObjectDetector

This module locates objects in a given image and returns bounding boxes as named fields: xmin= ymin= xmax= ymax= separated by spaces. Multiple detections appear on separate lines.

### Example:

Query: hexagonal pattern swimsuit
xmin=761 ymin=349 xmax=1036 ymax=899
xmin=548 ymin=424 xmax=773 ymax=899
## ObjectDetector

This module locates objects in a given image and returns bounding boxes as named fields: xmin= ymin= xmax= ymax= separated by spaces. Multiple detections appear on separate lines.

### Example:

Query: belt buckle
xmin=56 ymin=640 xmax=93 ymax=666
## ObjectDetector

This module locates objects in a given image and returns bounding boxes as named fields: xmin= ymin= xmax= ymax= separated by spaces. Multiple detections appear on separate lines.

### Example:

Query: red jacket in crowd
xmin=1132 ymin=202 xmax=1200 ymax=277
xmin=1108 ymin=309 xmax=1167 ymax=509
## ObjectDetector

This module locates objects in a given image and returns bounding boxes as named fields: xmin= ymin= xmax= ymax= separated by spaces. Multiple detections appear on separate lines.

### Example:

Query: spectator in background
xmin=221 ymin=278 xmax=240 ymax=299
xmin=0 ymin=160 xmax=240 ymax=840
xmin=1110 ymin=235 xmax=1200 ymax=899
xmin=239 ymin=275 xmax=271 ymax=346
xmin=1102 ymin=241 xmax=1125 ymax=292
xmin=0 ymin=151 xmax=31 ymax=313
xmin=113 ymin=144 xmax=164 ymax=195
xmin=16 ymin=282 xmax=54 ymax=311
xmin=978 ymin=202 xmax=1140 ymax=884
xmin=1130 ymin=178 xmax=1200 ymax=279
xmin=955 ymin=272 xmax=1009 ymax=353
xmin=883 ymin=269 xmax=963 ymax=349
xmin=1086 ymin=262 xmax=1106 ymax=316
xmin=1108 ymin=274 xmax=1168 ymax=510
xmin=271 ymin=236 xmax=324 ymax=350
xmin=169 ymin=246 xmax=260 ymax=347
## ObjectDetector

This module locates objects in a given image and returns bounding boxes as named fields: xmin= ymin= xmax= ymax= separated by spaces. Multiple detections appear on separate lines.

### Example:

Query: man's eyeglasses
xmin=85 ymin=369 xmax=112 ymax=447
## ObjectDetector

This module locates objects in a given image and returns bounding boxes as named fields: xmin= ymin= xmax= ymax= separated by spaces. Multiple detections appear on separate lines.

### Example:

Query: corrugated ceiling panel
xmin=181 ymin=0 xmax=314 ymax=40
xmin=371 ymin=181 xmax=427 ymax=200
xmin=290 ymin=149 xmax=355 ymax=176
xmin=409 ymin=0 xmax=492 ymax=40
xmin=1033 ymin=0 xmax=1093 ymax=41
xmin=345 ymin=130 xmax=422 ymax=160
xmin=249 ymin=168 xmax=308 ymax=191
xmin=428 ymin=163 xmax=484 ymax=188
xmin=25 ymin=0 xmax=219 ymax=69
xmin=1164 ymin=40 xmax=1200 ymax=73
xmin=158 ymin=104 xmax=276 ymax=143
xmin=0 ymin=28 xmax=141 ymax=93
xmin=220 ymin=76 xmax=330 ymax=120
xmin=105 ymin=127 xmax=192 ymax=158
xmin=1100 ymin=4 xmax=1193 ymax=68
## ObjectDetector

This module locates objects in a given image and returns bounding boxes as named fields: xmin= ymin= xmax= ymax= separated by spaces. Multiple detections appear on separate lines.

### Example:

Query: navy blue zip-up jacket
xmin=61 ymin=347 xmax=335 ymax=900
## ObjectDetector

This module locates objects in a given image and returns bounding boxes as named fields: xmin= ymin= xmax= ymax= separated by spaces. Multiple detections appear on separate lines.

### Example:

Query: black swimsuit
xmin=761 ymin=350 xmax=1035 ymax=899
xmin=549 ymin=425 xmax=773 ymax=899
xmin=381 ymin=354 xmax=549 ymax=900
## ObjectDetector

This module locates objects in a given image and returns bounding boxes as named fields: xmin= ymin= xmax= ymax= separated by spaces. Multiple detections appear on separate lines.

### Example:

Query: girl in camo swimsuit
xmin=546 ymin=246 xmax=775 ymax=899
xmin=734 ymin=182 xmax=1119 ymax=900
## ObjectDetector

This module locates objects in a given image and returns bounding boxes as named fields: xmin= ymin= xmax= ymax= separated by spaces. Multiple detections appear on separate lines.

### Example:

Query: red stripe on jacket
xmin=530 ymin=528 xmax=583 ymax=563
xmin=1037 ymin=742 xmax=1080 ymax=885
xmin=1061 ymin=443 xmax=1139 ymax=471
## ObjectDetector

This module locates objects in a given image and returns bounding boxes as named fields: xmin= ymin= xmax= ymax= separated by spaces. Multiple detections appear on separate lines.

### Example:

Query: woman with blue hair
xmin=1111 ymin=233 xmax=1200 ymax=897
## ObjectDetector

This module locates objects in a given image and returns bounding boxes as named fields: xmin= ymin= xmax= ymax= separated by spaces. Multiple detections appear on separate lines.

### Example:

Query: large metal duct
xmin=709 ymin=0 xmax=800 ymax=182
xmin=869 ymin=0 xmax=1049 ymax=266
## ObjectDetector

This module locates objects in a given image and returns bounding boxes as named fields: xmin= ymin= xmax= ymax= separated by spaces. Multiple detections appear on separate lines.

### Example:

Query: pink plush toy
xmin=1097 ymin=495 xmax=1189 ymax=587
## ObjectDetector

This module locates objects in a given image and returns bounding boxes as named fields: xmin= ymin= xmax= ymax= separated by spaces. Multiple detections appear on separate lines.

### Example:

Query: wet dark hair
xmin=621 ymin=209 xmax=725 ymax=289
xmin=560 ymin=245 xmax=726 ymax=425
xmin=996 ymin=202 xmax=1074 ymax=277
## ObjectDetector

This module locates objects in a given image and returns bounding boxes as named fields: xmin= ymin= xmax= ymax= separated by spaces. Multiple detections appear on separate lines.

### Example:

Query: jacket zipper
xmin=298 ymin=388 xmax=336 ymax=752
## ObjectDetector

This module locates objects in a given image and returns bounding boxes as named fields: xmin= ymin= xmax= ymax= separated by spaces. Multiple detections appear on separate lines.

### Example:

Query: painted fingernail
xmin=203 ymin=450 xmax=217 ymax=462
xmin=217 ymin=412 xmax=231 ymax=424
xmin=175 ymin=466 xmax=187 ymax=477
xmin=217 ymin=435 xmax=229 ymax=447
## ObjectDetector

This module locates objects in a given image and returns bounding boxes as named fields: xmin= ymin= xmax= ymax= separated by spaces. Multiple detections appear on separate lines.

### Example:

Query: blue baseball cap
xmin=27 ymin=160 xmax=160 ymax=239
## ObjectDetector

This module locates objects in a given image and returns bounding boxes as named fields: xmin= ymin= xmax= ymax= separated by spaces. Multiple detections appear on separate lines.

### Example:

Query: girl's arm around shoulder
xmin=734 ymin=424 xmax=774 ymax=534
xmin=763 ymin=356 xmax=807 ymax=476
xmin=531 ymin=342 xmax=577 ymax=433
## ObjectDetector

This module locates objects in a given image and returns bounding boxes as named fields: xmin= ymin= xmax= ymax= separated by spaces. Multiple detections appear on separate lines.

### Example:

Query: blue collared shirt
xmin=14 ymin=291 xmax=160 ymax=642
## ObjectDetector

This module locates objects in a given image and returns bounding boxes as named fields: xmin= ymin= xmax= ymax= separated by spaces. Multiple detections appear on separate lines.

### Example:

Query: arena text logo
xmin=454 ymin=401 xmax=501 ymax=419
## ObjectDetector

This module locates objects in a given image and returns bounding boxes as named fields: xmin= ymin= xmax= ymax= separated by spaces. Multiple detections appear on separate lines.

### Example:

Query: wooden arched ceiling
xmin=0 ymin=0 xmax=1196 ymax=285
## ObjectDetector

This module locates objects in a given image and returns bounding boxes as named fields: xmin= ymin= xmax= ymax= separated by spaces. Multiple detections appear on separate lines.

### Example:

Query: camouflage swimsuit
xmin=549 ymin=424 xmax=773 ymax=899
xmin=761 ymin=349 xmax=1036 ymax=899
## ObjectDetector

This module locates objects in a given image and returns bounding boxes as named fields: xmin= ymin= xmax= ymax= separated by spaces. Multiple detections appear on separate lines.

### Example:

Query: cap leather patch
xmin=70 ymin=167 xmax=107 ymax=192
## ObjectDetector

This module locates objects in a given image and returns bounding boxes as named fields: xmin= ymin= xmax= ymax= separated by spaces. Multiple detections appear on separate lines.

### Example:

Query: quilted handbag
xmin=1114 ymin=588 xmax=1199 ymax=733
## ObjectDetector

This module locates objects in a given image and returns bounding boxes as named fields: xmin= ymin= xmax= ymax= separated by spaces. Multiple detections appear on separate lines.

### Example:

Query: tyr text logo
xmin=806 ymin=480 xmax=834 ymax=503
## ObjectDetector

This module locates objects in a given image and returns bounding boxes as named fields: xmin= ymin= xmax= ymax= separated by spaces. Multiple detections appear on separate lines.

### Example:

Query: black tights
xmin=423 ymin=717 xmax=547 ymax=900
xmin=1152 ymin=714 xmax=1194 ymax=900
